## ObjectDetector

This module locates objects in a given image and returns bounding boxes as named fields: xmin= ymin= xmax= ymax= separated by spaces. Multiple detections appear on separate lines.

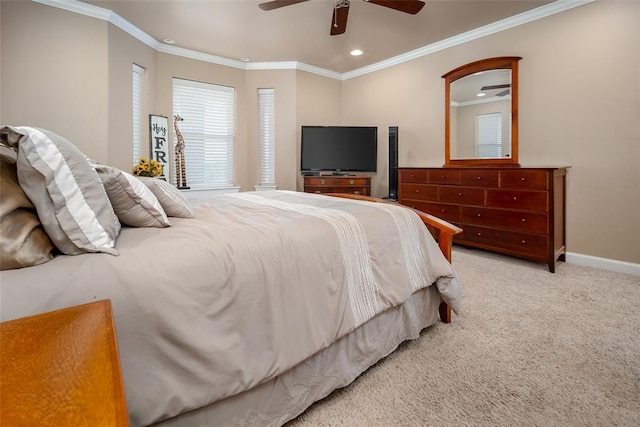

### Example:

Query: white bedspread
xmin=0 ymin=190 xmax=460 ymax=426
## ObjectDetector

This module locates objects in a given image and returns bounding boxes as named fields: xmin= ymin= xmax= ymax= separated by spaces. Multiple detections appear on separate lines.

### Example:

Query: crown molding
xmin=341 ymin=0 xmax=594 ymax=80
xmin=157 ymin=44 xmax=246 ymax=70
xmin=34 ymin=0 xmax=593 ymax=81
xmin=33 ymin=0 xmax=160 ymax=50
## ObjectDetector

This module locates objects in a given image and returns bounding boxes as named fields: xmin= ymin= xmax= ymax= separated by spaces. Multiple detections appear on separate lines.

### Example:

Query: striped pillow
xmin=0 ymin=126 xmax=120 ymax=255
xmin=95 ymin=165 xmax=171 ymax=227
xmin=137 ymin=177 xmax=194 ymax=218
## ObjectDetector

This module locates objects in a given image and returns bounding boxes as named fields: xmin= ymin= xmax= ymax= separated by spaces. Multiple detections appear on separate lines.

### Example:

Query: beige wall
xmin=107 ymin=25 xmax=157 ymax=170
xmin=1 ymin=1 xmax=638 ymax=264
xmin=295 ymin=71 xmax=343 ymax=190
xmin=342 ymin=0 xmax=640 ymax=263
xmin=1 ymin=1 xmax=110 ymax=162
xmin=341 ymin=56 xmax=445 ymax=195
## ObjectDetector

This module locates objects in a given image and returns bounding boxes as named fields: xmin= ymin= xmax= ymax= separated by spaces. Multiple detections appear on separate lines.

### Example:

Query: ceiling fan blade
xmin=259 ymin=0 xmax=309 ymax=11
xmin=496 ymin=89 xmax=510 ymax=97
xmin=365 ymin=0 xmax=425 ymax=15
xmin=480 ymin=83 xmax=511 ymax=91
xmin=330 ymin=2 xmax=350 ymax=36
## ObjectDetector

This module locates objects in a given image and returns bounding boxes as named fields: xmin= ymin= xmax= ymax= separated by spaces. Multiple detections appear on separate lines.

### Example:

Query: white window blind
xmin=132 ymin=64 xmax=145 ymax=165
xmin=476 ymin=113 xmax=503 ymax=158
xmin=258 ymin=88 xmax=275 ymax=186
xmin=172 ymin=78 xmax=236 ymax=187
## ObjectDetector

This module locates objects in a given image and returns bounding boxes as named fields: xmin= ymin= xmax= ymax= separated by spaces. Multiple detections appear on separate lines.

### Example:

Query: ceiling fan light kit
xmin=259 ymin=0 xmax=426 ymax=35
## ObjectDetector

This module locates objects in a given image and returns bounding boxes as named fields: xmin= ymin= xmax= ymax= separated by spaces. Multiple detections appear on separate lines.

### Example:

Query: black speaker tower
xmin=386 ymin=126 xmax=399 ymax=201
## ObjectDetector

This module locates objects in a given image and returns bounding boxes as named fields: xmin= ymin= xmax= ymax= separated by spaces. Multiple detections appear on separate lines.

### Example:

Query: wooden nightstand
xmin=0 ymin=300 xmax=128 ymax=426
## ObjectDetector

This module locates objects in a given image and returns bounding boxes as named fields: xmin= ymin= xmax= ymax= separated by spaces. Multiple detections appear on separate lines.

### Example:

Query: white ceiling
xmin=79 ymin=0 xmax=557 ymax=74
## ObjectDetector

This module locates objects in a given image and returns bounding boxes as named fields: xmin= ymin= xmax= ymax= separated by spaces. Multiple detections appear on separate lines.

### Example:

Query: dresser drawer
xmin=428 ymin=170 xmax=460 ymax=185
xmin=398 ymin=201 xmax=460 ymax=222
xmin=462 ymin=225 xmax=548 ymax=258
xmin=305 ymin=186 xmax=369 ymax=195
xmin=399 ymin=169 xmax=428 ymax=183
xmin=462 ymin=206 xmax=548 ymax=234
xmin=438 ymin=186 xmax=485 ymax=205
xmin=487 ymin=189 xmax=548 ymax=212
xmin=399 ymin=184 xmax=437 ymax=201
xmin=460 ymin=170 xmax=499 ymax=187
xmin=423 ymin=202 xmax=460 ymax=222
xmin=500 ymin=170 xmax=548 ymax=190
xmin=306 ymin=177 xmax=369 ymax=186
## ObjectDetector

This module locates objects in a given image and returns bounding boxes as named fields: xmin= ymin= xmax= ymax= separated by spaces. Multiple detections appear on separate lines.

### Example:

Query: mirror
xmin=443 ymin=57 xmax=522 ymax=167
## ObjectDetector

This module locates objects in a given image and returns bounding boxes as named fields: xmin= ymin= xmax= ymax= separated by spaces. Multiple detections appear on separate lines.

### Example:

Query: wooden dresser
xmin=0 ymin=300 xmax=129 ymax=426
xmin=303 ymin=175 xmax=371 ymax=196
xmin=398 ymin=167 xmax=569 ymax=272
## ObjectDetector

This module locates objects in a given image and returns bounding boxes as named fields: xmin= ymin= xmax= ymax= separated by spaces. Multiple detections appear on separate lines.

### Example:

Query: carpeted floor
xmin=288 ymin=247 xmax=640 ymax=426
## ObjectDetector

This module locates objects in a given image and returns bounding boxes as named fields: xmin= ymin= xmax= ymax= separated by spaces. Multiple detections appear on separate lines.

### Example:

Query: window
xmin=257 ymin=88 xmax=275 ymax=188
xmin=476 ymin=113 xmax=503 ymax=158
xmin=132 ymin=64 xmax=145 ymax=165
xmin=172 ymin=78 xmax=236 ymax=187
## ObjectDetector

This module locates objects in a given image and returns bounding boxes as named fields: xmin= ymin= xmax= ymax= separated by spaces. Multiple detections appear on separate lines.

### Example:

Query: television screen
xmin=301 ymin=126 xmax=378 ymax=173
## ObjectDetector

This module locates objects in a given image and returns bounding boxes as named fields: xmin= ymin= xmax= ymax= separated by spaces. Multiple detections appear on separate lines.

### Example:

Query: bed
xmin=0 ymin=126 xmax=462 ymax=426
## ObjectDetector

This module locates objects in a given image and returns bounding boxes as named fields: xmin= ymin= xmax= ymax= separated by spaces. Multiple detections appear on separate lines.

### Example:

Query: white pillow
xmin=137 ymin=177 xmax=194 ymax=218
xmin=95 ymin=165 xmax=170 ymax=228
xmin=0 ymin=126 xmax=120 ymax=255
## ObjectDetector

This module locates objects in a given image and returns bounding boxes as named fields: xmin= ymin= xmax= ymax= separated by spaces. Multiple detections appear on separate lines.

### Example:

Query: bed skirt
xmin=153 ymin=284 xmax=441 ymax=427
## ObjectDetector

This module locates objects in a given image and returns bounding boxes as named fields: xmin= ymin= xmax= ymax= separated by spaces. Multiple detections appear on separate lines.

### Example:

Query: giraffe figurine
xmin=173 ymin=114 xmax=188 ymax=188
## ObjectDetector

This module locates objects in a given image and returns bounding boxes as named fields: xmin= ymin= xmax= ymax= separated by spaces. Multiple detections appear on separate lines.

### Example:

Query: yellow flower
xmin=133 ymin=157 xmax=163 ymax=177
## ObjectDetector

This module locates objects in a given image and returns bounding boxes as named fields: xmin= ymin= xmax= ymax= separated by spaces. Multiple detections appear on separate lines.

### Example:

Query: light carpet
xmin=288 ymin=247 xmax=640 ymax=426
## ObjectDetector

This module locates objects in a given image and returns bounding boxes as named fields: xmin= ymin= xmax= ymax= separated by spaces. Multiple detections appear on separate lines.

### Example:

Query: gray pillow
xmin=0 ymin=126 xmax=120 ymax=255
xmin=95 ymin=165 xmax=171 ymax=228
xmin=137 ymin=177 xmax=194 ymax=218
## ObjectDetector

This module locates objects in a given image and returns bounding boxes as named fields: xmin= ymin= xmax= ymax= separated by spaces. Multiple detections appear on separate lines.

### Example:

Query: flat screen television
xmin=300 ymin=126 xmax=378 ymax=174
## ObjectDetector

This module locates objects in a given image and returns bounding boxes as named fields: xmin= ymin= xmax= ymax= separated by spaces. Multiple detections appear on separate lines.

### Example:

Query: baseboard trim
xmin=565 ymin=252 xmax=640 ymax=276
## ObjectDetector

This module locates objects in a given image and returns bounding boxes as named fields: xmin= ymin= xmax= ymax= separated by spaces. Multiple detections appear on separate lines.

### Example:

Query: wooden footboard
xmin=325 ymin=193 xmax=462 ymax=323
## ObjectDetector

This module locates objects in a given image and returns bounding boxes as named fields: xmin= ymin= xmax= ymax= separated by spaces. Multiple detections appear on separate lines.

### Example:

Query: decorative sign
xmin=149 ymin=114 xmax=169 ymax=180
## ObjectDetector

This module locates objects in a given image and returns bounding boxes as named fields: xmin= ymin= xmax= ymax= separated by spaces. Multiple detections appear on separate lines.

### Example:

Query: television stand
xmin=303 ymin=176 xmax=371 ymax=196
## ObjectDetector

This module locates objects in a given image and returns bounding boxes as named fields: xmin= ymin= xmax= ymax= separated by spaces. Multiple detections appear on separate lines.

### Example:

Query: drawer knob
xmin=315 ymin=191 xmax=321 ymax=194
xmin=477 ymin=176 xmax=482 ymax=180
xmin=477 ymin=213 xmax=482 ymax=217
xmin=441 ymin=209 xmax=446 ymax=213
xmin=521 ymin=177 xmax=526 ymax=181
xmin=521 ymin=218 xmax=526 ymax=222
xmin=522 ymin=240 xmax=526 ymax=244
xmin=349 ymin=180 xmax=354 ymax=184
xmin=441 ymin=175 xmax=446 ymax=179
xmin=320 ymin=180 xmax=325 ymax=185
xmin=513 ymin=196 xmax=517 ymax=200
xmin=354 ymin=191 xmax=360 ymax=195
xmin=477 ymin=232 xmax=482 ymax=236
xmin=458 ymin=192 xmax=463 ymax=196
xmin=415 ymin=189 xmax=420 ymax=193
xmin=411 ymin=174 xmax=415 ymax=178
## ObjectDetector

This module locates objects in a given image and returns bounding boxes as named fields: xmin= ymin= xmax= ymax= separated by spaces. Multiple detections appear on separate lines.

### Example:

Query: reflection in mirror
xmin=450 ymin=70 xmax=512 ymax=159
xmin=443 ymin=57 xmax=522 ymax=167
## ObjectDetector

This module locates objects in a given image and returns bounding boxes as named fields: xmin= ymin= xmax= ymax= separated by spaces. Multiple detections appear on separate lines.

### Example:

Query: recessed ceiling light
xmin=240 ymin=57 xmax=251 ymax=62
xmin=350 ymin=49 xmax=363 ymax=56
xmin=477 ymin=92 xmax=486 ymax=97
xmin=163 ymin=38 xmax=175 ymax=45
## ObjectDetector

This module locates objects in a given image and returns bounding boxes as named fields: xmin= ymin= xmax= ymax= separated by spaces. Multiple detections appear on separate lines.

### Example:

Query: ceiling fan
xmin=258 ymin=0 xmax=426 ymax=35
xmin=480 ymin=83 xmax=511 ymax=97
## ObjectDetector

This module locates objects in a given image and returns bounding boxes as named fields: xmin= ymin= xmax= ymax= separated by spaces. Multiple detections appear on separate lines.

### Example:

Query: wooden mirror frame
xmin=443 ymin=56 xmax=522 ymax=167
